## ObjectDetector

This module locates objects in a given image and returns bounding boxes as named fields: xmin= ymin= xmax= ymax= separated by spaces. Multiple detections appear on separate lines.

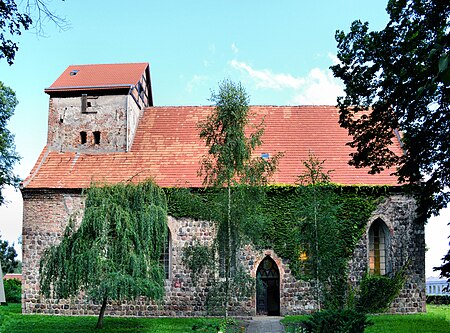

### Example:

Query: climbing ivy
xmin=165 ymin=184 xmax=406 ymax=310
xmin=166 ymin=184 xmax=391 ymax=283
xmin=182 ymin=241 xmax=214 ymax=283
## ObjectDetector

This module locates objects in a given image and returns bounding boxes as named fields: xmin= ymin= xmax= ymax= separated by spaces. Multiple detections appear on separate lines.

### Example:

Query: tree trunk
xmin=96 ymin=296 xmax=108 ymax=329
xmin=225 ymin=185 xmax=231 ymax=318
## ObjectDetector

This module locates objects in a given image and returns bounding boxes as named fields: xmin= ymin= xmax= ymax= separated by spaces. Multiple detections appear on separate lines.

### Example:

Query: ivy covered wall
xmin=165 ymin=184 xmax=424 ymax=314
xmin=21 ymin=184 xmax=424 ymax=317
xmin=166 ymin=184 xmax=395 ymax=280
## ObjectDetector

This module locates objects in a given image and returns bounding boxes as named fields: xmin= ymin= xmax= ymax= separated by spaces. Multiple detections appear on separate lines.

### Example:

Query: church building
xmin=21 ymin=63 xmax=425 ymax=316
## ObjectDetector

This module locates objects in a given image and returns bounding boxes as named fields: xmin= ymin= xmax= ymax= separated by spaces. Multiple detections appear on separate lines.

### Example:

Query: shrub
xmin=3 ymin=278 xmax=21 ymax=303
xmin=356 ymin=271 xmax=405 ymax=313
xmin=426 ymin=295 xmax=450 ymax=305
xmin=301 ymin=309 xmax=373 ymax=333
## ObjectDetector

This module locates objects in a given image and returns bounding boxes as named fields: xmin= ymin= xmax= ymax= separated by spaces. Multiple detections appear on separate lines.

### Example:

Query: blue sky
xmin=0 ymin=0 xmax=448 ymax=276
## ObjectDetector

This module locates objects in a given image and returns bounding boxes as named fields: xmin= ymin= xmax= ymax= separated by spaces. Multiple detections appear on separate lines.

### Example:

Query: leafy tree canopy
xmin=0 ymin=235 xmax=18 ymax=274
xmin=39 ymin=180 xmax=168 ymax=329
xmin=197 ymin=79 xmax=281 ymax=316
xmin=331 ymin=0 xmax=449 ymax=219
xmin=1 ymin=0 xmax=67 ymax=65
xmin=199 ymin=79 xmax=282 ymax=187
xmin=331 ymin=0 xmax=449 ymax=284
xmin=0 ymin=81 xmax=20 ymax=205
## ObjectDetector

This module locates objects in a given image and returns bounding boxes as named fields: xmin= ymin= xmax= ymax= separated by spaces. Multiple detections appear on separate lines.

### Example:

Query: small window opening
xmin=70 ymin=69 xmax=79 ymax=76
xmin=81 ymin=94 xmax=87 ymax=113
xmin=87 ymin=101 xmax=92 ymax=107
xmin=80 ymin=131 xmax=87 ymax=144
xmin=93 ymin=131 xmax=101 ymax=145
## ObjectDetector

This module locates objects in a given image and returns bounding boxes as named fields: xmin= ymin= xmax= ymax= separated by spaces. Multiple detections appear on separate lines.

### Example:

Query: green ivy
xmin=182 ymin=242 xmax=214 ymax=283
xmin=165 ymin=184 xmax=389 ymax=283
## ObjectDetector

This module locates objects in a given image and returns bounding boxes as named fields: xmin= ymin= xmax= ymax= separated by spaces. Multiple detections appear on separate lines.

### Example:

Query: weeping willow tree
xmin=39 ymin=180 xmax=167 ymax=329
xmin=198 ymin=79 xmax=282 ymax=317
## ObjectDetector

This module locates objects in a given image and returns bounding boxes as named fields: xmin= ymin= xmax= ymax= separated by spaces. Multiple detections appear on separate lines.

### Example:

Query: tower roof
xmin=44 ymin=63 xmax=149 ymax=93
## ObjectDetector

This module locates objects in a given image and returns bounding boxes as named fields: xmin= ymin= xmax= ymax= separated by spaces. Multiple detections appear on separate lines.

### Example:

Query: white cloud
xmin=292 ymin=68 xmax=344 ymax=105
xmin=230 ymin=60 xmax=305 ymax=90
xmin=328 ymin=52 xmax=340 ymax=66
xmin=186 ymin=74 xmax=208 ymax=93
xmin=231 ymin=43 xmax=239 ymax=54
xmin=229 ymin=60 xmax=343 ymax=105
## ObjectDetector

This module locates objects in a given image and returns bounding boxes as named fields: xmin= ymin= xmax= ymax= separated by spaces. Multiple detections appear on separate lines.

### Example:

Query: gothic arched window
xmin=159 ymin=229 xmax=171 ymax=279
xmin=369 ymin=219 xmax=390 ymax=275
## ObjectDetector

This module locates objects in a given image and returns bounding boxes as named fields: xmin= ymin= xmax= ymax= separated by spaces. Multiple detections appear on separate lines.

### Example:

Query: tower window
xmin=93 ymin=131 xmax=101 ymax=145
xmin=80 ymin=131 xmax=87 ymax=144
xmin=81 ymin=94 xmax=87 ymax=113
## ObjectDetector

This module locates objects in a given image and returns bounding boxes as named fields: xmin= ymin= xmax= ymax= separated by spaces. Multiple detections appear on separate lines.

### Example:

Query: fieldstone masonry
xmin=22 ymin=189 xmax=425 ymax=316
xmin=47 ymin=94 xmax=143 ymax=153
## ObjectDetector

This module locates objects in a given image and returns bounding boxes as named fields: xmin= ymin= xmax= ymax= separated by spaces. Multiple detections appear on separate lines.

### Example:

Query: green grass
xmin=282 ymin=305 xmax=450 ymax=333
xmin=2 ymin=304 xmax=450 ymax=332
xmin=0 ymin=303 xmax=222 ymax=332
xmin=366 ymin=305 xmax=450 ymax=333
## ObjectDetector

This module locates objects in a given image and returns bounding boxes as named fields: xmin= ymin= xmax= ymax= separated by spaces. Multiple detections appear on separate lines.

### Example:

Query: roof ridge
xmin=66 ymin=62 xmax=149 ymax=67
xmin=21 ymin=147 xmax=51 ymax=188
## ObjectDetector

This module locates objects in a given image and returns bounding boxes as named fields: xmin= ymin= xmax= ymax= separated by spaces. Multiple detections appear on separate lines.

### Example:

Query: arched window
xmin=159 ymin=229 xmax=171 ymax=279
xmin=369 ymin=219 xmax=390 ymax=275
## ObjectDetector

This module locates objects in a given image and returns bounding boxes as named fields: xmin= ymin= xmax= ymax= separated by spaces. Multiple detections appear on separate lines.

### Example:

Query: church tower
xmin=44 ymin=63 xmax=152 ymax=153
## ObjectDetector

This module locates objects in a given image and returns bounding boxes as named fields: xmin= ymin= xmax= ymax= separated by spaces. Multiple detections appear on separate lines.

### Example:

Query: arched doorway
xmin=256 ymin=256 xmax=280 ymax=316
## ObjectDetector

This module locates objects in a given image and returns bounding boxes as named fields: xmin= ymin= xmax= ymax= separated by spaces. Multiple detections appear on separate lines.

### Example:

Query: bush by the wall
xmin=426 ymin=295 xmax=450 ymax=305
xmin=356 ymin=270 xmax=406 ymax=313
xmin=301 ymin=309 xmax=373 ymax=333
xmin=3 ymin=278 xmax=21 ymax=303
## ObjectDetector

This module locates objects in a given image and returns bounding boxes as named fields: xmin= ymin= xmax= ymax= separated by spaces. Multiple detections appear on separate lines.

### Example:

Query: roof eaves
xmin=45 ymin=84 xmax=133 ymax=93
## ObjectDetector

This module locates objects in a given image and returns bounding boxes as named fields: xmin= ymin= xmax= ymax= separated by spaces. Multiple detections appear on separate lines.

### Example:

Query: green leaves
xmin=199 ymin=79 xmax=281 ymax=187
xmin=0 ymin=81 xmax=21 ymax=205
xmin=0 ymin=236 xmax=18 ymax=274
xmin=438 ymin=52 xmax=450 ymax=85
xmin=331 ymin=0 xmax=450 ymax=220
xmin=0 ymin=0 xmax=32 ymax=65
xmin=39 ymin=180 xmax=167 ymax=303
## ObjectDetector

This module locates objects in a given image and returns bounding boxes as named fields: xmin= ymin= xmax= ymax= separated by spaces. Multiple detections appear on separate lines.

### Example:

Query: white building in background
xmin=426 ymin=277 xmax=450 ymax=295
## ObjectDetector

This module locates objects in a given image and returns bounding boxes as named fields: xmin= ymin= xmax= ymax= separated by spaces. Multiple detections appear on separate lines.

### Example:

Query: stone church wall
xmin=348 ymin=194 xmax=426 ymax=313
xmin=47 ymin=95 xmax=129 ymax=153
xmin=21 ymin=189 xmax=425 ymax=316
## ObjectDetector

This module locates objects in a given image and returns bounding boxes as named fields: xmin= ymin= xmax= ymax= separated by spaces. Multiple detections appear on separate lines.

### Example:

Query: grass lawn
xmin=0 ymin=303 xmax=222 ymax=332
xmin=366 ymin=305 xmax=450 ymax=333
xmin=2 ymin=303 xmax=449 ymax=332
xmin=282 ymin=305 xmax=450 ymax=333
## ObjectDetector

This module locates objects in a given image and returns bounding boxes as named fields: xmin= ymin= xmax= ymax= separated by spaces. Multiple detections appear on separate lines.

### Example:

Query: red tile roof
xmin=44 ymin=63 xmax=149 ymax=92
xmin=23 ymin=106 xmax=402 ymax=189
xmin=3 ymin=273 xmax=22 ymax=281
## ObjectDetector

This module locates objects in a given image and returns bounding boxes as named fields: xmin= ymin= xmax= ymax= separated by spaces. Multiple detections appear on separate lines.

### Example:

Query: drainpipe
xmin=126 ymin=89 xmax=130 ymax=152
